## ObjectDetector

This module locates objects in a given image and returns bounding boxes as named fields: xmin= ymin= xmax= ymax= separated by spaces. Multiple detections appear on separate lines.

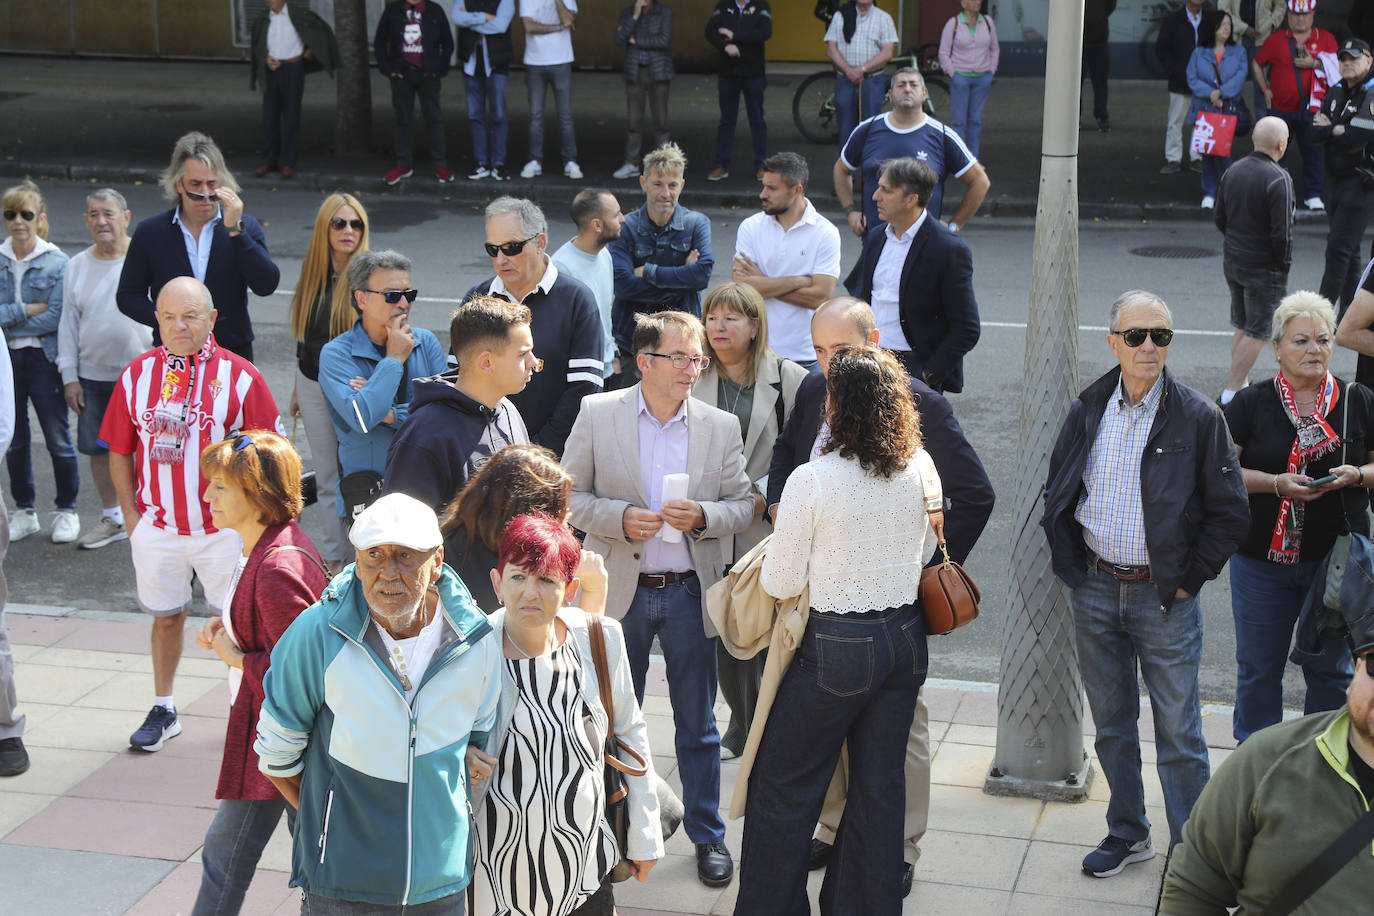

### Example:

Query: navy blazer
xmin=846 ymin=216 xmax=981 ymax=394
xmin=116 ymin=208 xmax=280 ymax=353
xmin=766 ymin=368 xmax=995 ymax=565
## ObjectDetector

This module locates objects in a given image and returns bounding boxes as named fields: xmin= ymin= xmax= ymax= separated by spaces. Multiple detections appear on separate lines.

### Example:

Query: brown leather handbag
xmin=914 ymin=449 xmax=981 ymax=635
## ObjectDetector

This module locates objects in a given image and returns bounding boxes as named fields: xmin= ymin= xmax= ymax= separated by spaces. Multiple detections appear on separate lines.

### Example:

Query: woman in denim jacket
xmin=0 ymin=180 xmax=76 ymax=544
xmin=1188 ymin=11 xmax=1250 ymax=209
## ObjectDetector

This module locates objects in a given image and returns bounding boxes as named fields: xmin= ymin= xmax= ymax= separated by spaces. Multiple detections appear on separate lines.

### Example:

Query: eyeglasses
xmin=362 ymin=288 xmax=419 ymax=304
xmin=646 ymin=352 xmax=711 ymax=371
xmin=182 ymin=187 xmax=220 ymax=203
xmin=484 ymin=235 xmax=538 ymax=258
xmin=330 ymin=217 xmax=365 ymax=231
xmin=3 ymin=210 xmax=35 ymax=222
xmin=1111 ymin=327 xmax=1174 ymax=348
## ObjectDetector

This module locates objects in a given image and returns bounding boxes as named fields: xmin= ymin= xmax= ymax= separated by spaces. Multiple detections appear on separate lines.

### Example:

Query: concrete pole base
xmin=984 ymin=756 xmax=1093 ymax=803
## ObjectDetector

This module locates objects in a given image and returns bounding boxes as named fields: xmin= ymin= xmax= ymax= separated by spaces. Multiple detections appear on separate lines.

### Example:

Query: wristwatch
xmin=949 ymin=222 xmax=961 ymax=234
xmin=227 ymin=220 xmax=244 ymax=236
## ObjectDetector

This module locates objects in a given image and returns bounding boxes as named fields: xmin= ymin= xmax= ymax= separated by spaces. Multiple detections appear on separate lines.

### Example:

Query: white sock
xmin=154 ymin=696 xmax=175 ymax=712
xmin=102 ymin=507 xmax=123 ymax=524
xmin=1220 ymin=389 xmax=1237 ymax=405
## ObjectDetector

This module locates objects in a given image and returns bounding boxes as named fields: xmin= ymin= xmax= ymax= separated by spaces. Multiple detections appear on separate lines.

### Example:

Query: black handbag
xmin=1210 ymin=53 xmax=1253 ymax=137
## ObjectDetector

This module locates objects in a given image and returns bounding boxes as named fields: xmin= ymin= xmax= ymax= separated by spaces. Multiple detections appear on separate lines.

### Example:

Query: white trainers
xmin=1201 ymin=195 xmax=1215 ymax=209
xmin=8 ymin=508 xmax=39 ymax=541
xmin=520 ymin=159 xmax=542 ymax=179
xmin=51 ymin=510 xmax=80 ymax=544
xmin=1305 ymin=197 xmax=1325 ymax=211
xmin=564 ymin=161 xmax=584 ymax=180
xmin=78 ymin=515 xmax=127 ymax=550
xmin=613 ymin=162 xmax=640 ymax=180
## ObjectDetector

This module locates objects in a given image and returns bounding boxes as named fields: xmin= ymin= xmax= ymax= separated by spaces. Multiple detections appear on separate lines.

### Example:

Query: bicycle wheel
xmin=793 ymin=70 xmax=840 ymax=145
xmin=923 ymin=74 xmax=951 ymax=122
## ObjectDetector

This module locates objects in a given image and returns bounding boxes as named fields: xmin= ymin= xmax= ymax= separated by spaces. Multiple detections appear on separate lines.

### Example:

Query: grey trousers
xmin=295 ymin=369 xmax=348 ymax=566
xmin=624 ymin=73 xmax=670 ymax=166
xmin=0 ymin=498 xmax=22 ymax=741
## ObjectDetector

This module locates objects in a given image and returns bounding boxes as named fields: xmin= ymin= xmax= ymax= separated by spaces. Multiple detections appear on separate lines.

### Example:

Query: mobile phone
xmin=1302 ymin=474 xmax=1338 ymax=487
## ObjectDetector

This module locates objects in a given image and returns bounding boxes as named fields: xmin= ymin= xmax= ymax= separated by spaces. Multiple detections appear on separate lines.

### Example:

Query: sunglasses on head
xmin=484 ymin=235 xmax=538 ymax=258
xmin=3 ymin=210 xmax=35 ymax=222
xmin=362 ymin=288 xmax=419 ymax=304
xmin=330 ymin=217 xmax=365 ymax=231
xmin=1112 ymin=327 xmax=1175 ymax=348
xmin=226 ymin=433 xmax=256 ymax=452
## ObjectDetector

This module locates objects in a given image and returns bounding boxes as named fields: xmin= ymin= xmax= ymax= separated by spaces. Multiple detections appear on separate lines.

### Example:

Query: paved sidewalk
xmin=0 ymin=604 xmax=1244 ymax=915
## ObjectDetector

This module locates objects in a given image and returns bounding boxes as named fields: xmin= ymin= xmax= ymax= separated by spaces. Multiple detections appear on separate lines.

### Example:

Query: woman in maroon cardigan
xmin=191 ymin=430 xmax=330 ymax=915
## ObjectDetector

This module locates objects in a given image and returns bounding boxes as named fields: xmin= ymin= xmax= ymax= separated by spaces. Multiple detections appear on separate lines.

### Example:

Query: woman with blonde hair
xmin=288 ymin=192 xmax=369 ymax=567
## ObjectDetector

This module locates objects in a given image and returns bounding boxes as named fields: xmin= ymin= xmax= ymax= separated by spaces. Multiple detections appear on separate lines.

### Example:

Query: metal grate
xmin=1128 ymin=245 xmax=1218 ymax=260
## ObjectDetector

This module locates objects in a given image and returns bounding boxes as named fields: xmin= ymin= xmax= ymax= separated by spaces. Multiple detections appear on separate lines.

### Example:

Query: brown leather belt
xmin=277 ymin=55 xmax=304 ymax=64
xmin=637 ymin=570 xmax=697 ymax=589
xmin=1091 ymin=552 xmax=1152 ymax=582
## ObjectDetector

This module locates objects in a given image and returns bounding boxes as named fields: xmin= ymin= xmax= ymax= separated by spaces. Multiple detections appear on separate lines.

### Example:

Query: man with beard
xmin=553 ymin=189 xmax=624 ymax=379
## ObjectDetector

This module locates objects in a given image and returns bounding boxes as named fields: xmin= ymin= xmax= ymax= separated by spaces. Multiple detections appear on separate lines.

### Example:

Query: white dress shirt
xmin=266 ymin=7 xmax=305 ymax=60
xmin=870 ymin=209 xmax=928 ymax=351
xmin=172 ymin=206 xmax=222 ymax=283
xmin=637 ymin=389 xmax=692 ymax=573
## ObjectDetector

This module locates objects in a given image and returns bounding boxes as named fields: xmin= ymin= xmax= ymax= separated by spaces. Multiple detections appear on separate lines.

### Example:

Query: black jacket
xmin=456 ymin=0 xmax=514 ymax=74
xmin=1156 ymin=4 xmax=1208 ymax=94
xmin=1312 ymin=77 xmax=1374 ymax=180
xmin=704 ymin=0 xmax=772 ymax=80
xmin=1214 ymin=150 xmax=1294 ymax=270
xmin=1084 ymin=0 xmax=1117 ymax=47
xmin=382 ymin=371 xmax=529 ymax=512
xmin=374 ymin=0 xmax=455 ymax=78
xmin=250 ymin=4 xmax=338 ymax=90
xmin=767 ymin=368 xmax=995 ymax=566
xmin=845 ymin=216 xmax=981 ymax=394
xmin=1042 ymin=367 xmax=1249 ymax=609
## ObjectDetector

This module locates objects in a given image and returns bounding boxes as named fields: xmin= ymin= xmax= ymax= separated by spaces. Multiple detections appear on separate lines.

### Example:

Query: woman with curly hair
xmin=736 ymin=345 xmax=936 ymax=916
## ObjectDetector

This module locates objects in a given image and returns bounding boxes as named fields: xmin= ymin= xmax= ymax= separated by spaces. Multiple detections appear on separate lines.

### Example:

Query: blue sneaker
xmin=1082 ymin=835 xmax=1154 ymax=877
xmin=130 ymin=706 xmax=181 ymax=752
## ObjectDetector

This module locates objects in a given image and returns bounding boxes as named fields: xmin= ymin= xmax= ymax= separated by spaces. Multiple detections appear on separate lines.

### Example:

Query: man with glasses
xmin=463 ymin=196 xmax=604 ymax=455
xmin=1043 ymin=290 xmax=1249 ymax=878
xmin=99 ymin=277 xmax=283 ymax=753
xmin=1163 ymin=620 xmax=1374 ymax=911
xmin=565 ymin=310 xmax=753 ymax=889
xmin=319 ymin=250 xmax=447 ymax=528
xmin=117 ymin=132 xmax=280 ymax=362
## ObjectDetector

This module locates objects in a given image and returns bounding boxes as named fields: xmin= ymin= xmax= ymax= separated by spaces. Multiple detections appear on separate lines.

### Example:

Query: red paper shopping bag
xmin=1192 ymin=110 xmax=1237 ymax=158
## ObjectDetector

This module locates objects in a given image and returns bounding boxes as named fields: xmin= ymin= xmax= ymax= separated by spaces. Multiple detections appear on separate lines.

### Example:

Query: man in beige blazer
xmin=565 ymin=310 xmax=754 ymax=889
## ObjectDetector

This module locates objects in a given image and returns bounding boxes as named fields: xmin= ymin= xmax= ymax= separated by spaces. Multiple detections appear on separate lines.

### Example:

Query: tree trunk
xmin=334 ymin=0 xmax=373 ymax=158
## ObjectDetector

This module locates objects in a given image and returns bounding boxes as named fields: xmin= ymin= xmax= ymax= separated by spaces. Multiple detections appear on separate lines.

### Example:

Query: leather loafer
xmin=696 ymin=841 xmax=734 ymax=887
xmin=808 ymin=838 xmax=833 ymax=870
xmin=902 ymin=861 xmax=914 ymax=898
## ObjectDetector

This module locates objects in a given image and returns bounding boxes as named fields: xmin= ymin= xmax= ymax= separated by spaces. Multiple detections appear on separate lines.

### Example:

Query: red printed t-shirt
xmin=99 ymin=335 xmax=283 ymax=537
xmin=402 ymin=1 xmax=426 ymax=69
xmin=1255 ymin=28 xmax=1338 ymax=113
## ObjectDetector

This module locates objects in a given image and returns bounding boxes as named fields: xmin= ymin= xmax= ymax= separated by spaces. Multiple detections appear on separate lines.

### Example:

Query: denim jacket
xmin=608 ymin=203 xmax=714 ymax=354
xmin=0 ymin=238 xmax=69 ymax=364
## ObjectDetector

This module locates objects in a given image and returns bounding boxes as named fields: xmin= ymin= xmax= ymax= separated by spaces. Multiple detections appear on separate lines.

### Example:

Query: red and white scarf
xmin=1269 ymin=371 xmax=1341 ymax=564
xmin=148 ymin=337 xmax=215 ymax=464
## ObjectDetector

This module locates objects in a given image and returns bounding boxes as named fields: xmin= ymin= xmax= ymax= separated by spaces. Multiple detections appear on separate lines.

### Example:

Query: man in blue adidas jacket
xmin=256 ymin=494 xmax=501 ymax=911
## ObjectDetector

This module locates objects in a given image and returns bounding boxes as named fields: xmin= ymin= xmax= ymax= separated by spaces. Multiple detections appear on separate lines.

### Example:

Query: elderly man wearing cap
xmin=1162 ymin=615 xmax=1374 ymax=912
xmin=1313 ymin=38 xmax=1374 ymax=315
xmin=255 ymin=493 xmax=501 ymax=913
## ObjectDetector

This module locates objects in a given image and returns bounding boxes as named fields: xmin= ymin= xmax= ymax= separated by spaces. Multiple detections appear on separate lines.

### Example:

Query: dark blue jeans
xmin=1272 ymin=107 xmax=1323 ymax=200
xmin=736 ymin=604 xmax=926 ymax=916
xmin=390 ymin=69 xmax=446 ymax=169
xmin=833 ymin=73 xmax=886 ymax=149
xmin=526 ymin=62 xmax=577 ymax=165
xmin=463 ymin=69 xmax=508 ymax=169
xmin=619 ymin=577 xmax=726 ymax=844
xmin=714 ymin=76 xmax=767 ymax=172
xmin=6 ymin=346 xmax=78 ymax=511
xmin=194 ymin=797 xmax=295 ymax=916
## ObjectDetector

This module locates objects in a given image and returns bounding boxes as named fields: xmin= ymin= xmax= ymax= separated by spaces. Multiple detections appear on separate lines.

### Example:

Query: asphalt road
xmin=6 ymin=178 xmax=1348 ymax=708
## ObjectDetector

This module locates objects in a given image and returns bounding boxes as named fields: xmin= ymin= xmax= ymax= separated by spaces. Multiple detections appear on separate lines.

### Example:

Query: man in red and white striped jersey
xmin=99 ymin=276 xmax=283 ymax=752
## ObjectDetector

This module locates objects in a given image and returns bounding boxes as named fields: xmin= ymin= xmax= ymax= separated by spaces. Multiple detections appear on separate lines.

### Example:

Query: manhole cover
xmin=139 ymin=103 xmax=203 ymax=114
xmin=1128 ymin=245 xmax=1217 ymax=259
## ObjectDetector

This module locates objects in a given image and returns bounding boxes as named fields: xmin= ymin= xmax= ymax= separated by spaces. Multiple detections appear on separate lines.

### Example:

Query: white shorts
xmin=129 ymin=522 xmax=242 ymax=616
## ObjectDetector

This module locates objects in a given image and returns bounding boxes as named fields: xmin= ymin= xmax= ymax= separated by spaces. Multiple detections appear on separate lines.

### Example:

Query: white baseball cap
xmin=349 ymin=493 xmax=443 ymax=552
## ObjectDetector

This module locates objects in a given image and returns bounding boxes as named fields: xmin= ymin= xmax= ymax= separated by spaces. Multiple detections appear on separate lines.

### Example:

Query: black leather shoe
xmin=696 ymin=841 xmax=734 ymax=887
xmin=0 ymin=737 xmax=30 ymax=776
xmin=808 ymin=838 xmax=833 ymax=870
xmin=902 ymin=862 xmax=914 ymax=898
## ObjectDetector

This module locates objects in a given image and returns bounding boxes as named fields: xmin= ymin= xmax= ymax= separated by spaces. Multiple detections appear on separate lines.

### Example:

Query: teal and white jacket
xmin=255 ymin=563 xmax=501 ymax=907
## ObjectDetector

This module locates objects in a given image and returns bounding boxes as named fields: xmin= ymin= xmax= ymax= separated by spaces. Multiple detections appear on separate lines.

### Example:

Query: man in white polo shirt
xmin=732 ymin=152 xmax=841 ymax=368
xmin=519 ymin=0 xmax=582 ymax=179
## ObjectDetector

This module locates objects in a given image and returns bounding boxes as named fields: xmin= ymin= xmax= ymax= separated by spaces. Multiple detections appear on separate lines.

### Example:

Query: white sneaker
xmin=78 ymin=515 xmax=127 ymax=550
xmin=466 ymin=166 xmax=491 ymax=180
xmin=1305 ymin=197 xmax=1325 ymax=211
xmin=564 ymin=161 xmax=584 ymax=180
xmin=613 ymin=162 xmax=639 ymax=180
xmin=520 ymin=159 xmax=542 ymax=179
xmin=8 ymin=508 xmax=39 ymax=541
xmin=1201 ymin=195 xmax=1215 ymax=209
xmin=51 ymin=510 xmax=80 ymax=544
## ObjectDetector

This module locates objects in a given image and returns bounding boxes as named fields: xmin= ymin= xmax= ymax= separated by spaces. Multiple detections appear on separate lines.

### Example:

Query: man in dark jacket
xmin=704 ymin=0 xmax=772 ymax=181
xmin=1042 ymin=289 xmax=1248 ymax=879
xmin=452 ymin=0 xmax=516 ymax=181
xmin=383 ymin=297 xmax=531 ymax=512
xmin=1313 ymin=38 xmax=1374 ymax=314
xmin=1083 ymin=0 xmax=1117 ymax=131
xmin=1156 ymin=0 xmax=1210 ymax=173
xmin=375 ymin=0 xmax=456 ymax=186
xmin=249 ymin=0 xmax=338 ymax=178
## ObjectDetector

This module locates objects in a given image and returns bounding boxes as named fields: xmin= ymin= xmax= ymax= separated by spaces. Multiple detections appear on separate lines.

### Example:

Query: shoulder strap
xmin=774 ymin=357 xmax=787 ymax=433
xmin=264 ymin=544 xmax=333 ymax=581
xmin=914 ymin=448 xmax=952 ymax=565
xmin=586 ymin=614 xmax=648 ymax=777
xmin=1287 ymin=34 xmax=1308 ymax=105
xmin=1261 ymin=806 xmax=1374 ymax=916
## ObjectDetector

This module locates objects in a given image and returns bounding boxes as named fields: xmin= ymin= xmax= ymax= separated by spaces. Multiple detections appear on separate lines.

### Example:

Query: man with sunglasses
xmin=1163 ymin=620 xmax=1374 ymax=911
xmin=565 ymin=310 xmax=754 ymax=889
xmin=1043 ymin=290 xmax=1249 ymax=878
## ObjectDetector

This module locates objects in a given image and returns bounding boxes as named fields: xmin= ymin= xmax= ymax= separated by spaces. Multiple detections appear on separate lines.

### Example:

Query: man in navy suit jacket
xmin=117 ymin=132 xmax=280 ymax=362
xmin=844 ymin=156 xmax=980 ymax=393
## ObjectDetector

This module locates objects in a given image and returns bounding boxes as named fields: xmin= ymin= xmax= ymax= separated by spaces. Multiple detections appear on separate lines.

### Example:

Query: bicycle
xmin=792 ymin=42 xmax=952 ymax=145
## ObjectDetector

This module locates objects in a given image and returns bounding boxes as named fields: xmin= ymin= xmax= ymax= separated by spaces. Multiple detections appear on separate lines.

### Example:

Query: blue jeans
xmin=1071 ymin=567 xmax=1209 ymax=849
xmin=619 ymin=577 xmax=725 ymax=844
xmin=714 ymin=76 xmax=767 ymax=171
xmin=833 ymin=73 xmax=887 ymax=148
xmin=949 ymin=71 xmax=993 ymax=157
xmin=1200 ymin=153 xmax=1231 ymax=198
xmin=526 ymin=63 xmax=577 ymax=165
xmin=735 ymin=605 xmax=926 ymax=916
xmin=464 ymin=69 xmax=508 ymax=169
xmin=6 ymin=346 xmax=78 ymax=511
xmin=194 ymin=797 xmax=295 ymax=916
xmin=1229 ymin=553 xmax=1352 ymax=743
xmin=1272 ymin=108 xmax=1323 ymax=199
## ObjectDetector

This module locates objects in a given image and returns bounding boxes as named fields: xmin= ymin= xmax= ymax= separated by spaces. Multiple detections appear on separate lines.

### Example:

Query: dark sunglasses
xmin=183 ymin=188 xmax=219 ymax=203
xmin=226 ymin=433 xmax=256 ymax=452
xmin=484 ymin=235 xmax=538 ymax=258
xmin=1358 ymin=651 xmax=1374 ymax=676
xmin=1112 ymin=327 xmax=1174 ymax=348
xmin=3 ymin=210 xmax=35 ymax=222
xmin=362 ymin=288 xmax=419 ymax=304
xmin=330 ymin=217 xmax=365 ymax=231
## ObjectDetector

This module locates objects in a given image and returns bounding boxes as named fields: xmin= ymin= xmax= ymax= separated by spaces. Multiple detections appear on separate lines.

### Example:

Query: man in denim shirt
xmin=608 ymin=143 xmax=714 ymax=388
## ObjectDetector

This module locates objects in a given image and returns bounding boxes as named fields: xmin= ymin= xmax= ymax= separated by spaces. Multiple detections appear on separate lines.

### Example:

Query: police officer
xmin=1313 ymin=38 xmax=1374 ymax=315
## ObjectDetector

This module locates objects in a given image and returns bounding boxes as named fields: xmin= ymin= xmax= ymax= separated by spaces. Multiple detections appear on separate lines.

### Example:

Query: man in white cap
xmin=255 ymin=493 xmax=501 ymax=913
